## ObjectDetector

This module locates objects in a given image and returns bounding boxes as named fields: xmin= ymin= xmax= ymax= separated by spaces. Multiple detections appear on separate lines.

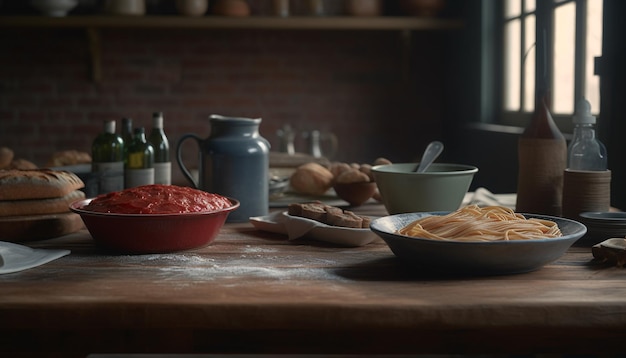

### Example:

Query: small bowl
xmin=30 ymin=0 xmax=78 ymax=17
xmin=70 ymin=198 xmax=239 ymax=254
xmin=371 ymin=163 xmax=478 ymax=214
xmin=333 ymin=181 xmax=377 ymax=206
xmin=370 ymin=212 xmax=587 ymax=275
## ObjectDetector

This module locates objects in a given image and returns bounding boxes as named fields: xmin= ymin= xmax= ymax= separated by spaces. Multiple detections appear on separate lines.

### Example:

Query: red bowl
xmin=70 ymin=198 xmax=239 ymax=254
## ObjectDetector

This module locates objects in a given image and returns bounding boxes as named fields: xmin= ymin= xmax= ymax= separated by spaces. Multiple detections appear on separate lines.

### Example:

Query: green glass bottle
xmin=148 ymin=112 xmax=171 ymax=185
xmin=91 ymin=120 xmax=124 ymax=193
xmin=125 ymin=127 xmax=155 ymax=188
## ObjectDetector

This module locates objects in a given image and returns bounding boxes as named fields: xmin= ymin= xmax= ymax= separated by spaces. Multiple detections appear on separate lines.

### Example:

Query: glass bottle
xmin=562 ymin=98 xmax=611 ymax=221
xmin=121 ymin=117 xmax=133 ymax=158
xmin=148 ymin=111 xmax=171 ymax=185
xmin=567 ymin=98 xmax=607 ymax=171
xmin=515 ymin=89 xmax=567 ymax=216
xmin=125 ymin=127 xmax=155 ymax=188
xmin=91 ymin=120 xmax=125 ymax=194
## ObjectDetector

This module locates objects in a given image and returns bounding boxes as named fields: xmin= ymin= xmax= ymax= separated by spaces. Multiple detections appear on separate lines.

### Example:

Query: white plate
xmin=370 ymin=212 xmax=587 ymax=275
xmin=249 ymin=211 xmax=289 ymax=235
xmin=250 ymin=211 xmax=380 ymax=247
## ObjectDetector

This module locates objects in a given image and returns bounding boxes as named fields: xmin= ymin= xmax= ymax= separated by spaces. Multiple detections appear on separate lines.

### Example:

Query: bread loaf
xmin=0 ymin=169 xmax=84 ymax=200
xmin=0 ymin=190 xmax=85 ymax=217
xmin=0 ymin=212 xmax=84 ymax=241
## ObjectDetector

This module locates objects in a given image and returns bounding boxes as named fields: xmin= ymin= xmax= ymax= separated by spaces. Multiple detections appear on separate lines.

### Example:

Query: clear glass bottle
xmin=92 ymin=120 xmax=125 ymax=193
xmin=516 ymin=89 xmax=567 ymax=216
xmin=567 ymin=98 xmax=607 ymax=171
xmin=121 ymin=117 xmax=133 ymax=163
xmin=148 ymin=111 xmax=171 ymax=185
xmin=125 ymin=127 xmax=155 ymax=188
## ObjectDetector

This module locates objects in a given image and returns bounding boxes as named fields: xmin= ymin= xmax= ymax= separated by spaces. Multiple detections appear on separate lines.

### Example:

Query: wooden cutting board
xmin=0 ymin=212 xmax=84 ymax=242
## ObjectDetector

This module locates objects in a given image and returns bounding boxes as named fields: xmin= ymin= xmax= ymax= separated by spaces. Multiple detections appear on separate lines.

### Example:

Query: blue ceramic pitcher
xmin=176 ymin=115 xmax=270 ymax=222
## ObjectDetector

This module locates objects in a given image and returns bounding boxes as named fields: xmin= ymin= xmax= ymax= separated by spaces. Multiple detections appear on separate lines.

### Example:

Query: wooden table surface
xmin=1 ymin=204 xmax=626 ymax=357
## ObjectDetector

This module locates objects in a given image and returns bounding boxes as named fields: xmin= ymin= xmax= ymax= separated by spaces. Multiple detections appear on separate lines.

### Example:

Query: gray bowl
xmin=371 ymin=163 xmax=478 ymax=214
xmin=370 ymin=212 xmax=587 ymax=275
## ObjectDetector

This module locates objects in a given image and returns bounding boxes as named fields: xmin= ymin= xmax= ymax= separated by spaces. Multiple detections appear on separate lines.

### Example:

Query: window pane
xmin=504 ymin=20 xmax=521 ymax=111
xmin=505 ymin=0 xmax=521 ymax=18
xmin=523 ymin=15 xmax=536 ymax=112
xmin=524 ymin=0 xmax=536 ymax=13
xmin=553 ymin=2 xmax=576 ymax=114
xmin=586 ymin=0 xmax=603 ymax=113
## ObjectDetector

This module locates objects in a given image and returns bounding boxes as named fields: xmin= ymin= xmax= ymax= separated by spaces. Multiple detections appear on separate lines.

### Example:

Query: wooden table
xmin=1 ymin=204 xmax=626 ymax=357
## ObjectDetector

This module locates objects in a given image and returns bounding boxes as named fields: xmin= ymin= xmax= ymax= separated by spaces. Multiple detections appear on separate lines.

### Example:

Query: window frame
xmin=489 ymin=0 xmax=600 ymax=134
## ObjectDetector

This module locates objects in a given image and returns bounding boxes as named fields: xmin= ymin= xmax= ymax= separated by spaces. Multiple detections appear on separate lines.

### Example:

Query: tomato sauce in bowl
xmin=70 ymin=185 xmax=239 ymax=253
xmin=84 ymin=184 xmax=232 ymax=214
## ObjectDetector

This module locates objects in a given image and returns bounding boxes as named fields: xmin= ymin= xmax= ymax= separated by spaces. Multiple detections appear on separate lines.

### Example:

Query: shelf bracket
xmin=86 ymin=27 xmax=102 ymax=83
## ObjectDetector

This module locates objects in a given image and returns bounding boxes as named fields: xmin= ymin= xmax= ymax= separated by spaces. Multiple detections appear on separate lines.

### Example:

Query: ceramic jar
xmin=399 ymin=0 xmax=445 ymax=17
xmin=176 ymin=115 xmax=270 ymax=223
xmin=211 ymin=0 xmax=251 ymax=16
xmin=175 ymin=0 xmax=209 ymax=16
xmin=271 ymin=0 xmax=290 ymax=17
xmin=104 ymin=0 xmax=146 ymax=15
xmin=345 ymin=0 xmax=382 ymax=17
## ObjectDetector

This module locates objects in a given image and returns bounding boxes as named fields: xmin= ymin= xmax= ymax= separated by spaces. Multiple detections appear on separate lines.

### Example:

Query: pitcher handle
xmin=176 ymin=133 xmax=202 ymax=189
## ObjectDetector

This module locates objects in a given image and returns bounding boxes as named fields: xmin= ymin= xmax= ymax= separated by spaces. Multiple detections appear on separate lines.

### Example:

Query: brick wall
xmin=0 ymin=27 xmax=445 ymax=183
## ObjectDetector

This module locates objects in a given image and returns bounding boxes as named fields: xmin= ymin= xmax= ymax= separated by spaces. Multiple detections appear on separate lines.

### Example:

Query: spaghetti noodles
xmin=397 ymin=205 xmax=562 ymax=242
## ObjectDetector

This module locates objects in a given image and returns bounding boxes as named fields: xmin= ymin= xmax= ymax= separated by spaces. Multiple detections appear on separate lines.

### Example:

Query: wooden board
xmin=0 ymin=212 xmax=84 ymax=242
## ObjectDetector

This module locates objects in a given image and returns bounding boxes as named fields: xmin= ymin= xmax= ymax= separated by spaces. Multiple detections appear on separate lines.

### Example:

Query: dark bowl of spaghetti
xmin=370 ymin=205 xmax=587 ymax=275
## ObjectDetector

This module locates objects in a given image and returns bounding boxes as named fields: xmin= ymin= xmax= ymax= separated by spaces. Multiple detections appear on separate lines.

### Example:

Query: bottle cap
xmin=572 ymin=98 xmax=596 ymax=124
xmin=152 ymin=112 xmax=164 ymax=128
xmin=104 ymin=120 xmax=116 ymax=134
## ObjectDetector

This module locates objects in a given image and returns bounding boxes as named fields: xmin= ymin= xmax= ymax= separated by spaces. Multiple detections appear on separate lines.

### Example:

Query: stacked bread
xmin=0 ymin=169 xmax=86 ymax=241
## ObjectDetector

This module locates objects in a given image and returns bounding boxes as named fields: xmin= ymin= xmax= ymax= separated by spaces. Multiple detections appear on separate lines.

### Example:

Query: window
xmin=500 ymin=0 xmax=603 ymax=131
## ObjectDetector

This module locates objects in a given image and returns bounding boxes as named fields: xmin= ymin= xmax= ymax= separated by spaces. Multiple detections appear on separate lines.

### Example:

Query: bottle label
xmin=128 ymin=152 xmax=146 ymax=169
xmin=125 ymin=168 xmax=155 ymax=188
xmin=153 ymin=162 xmax=171 ymax=185
xmin=92 ymin=161 xmax=124 ymax=194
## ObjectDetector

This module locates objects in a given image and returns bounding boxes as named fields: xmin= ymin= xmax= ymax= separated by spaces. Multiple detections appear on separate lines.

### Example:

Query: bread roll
xmin=0 ymin=169 xmax=84 ymax=200
xmin=288 ymin=201 xmax=371 ymax=228
xmin=326 ymin=210 xmax=363 ymax=228
xmin=0 ymin=147 xmax=14 ymax=169
xmin=373 ymin=157 xmax=392 ymax=166
xmin=8 ymin=158 xmax=38 ymax=170
xmin=288 ymin=201 xmax=327 ymax=222
xmin=335 ymin=169 xmax=370 ymax=184
xmin=289 ymin=162 xmax=334 ymax=196
xmin=46 ymin=150 xmax=92 ymax=167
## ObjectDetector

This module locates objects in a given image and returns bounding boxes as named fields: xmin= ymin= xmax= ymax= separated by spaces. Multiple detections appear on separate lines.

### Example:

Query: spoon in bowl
xmin=415 ymin=141 xmax=444 ymax=173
